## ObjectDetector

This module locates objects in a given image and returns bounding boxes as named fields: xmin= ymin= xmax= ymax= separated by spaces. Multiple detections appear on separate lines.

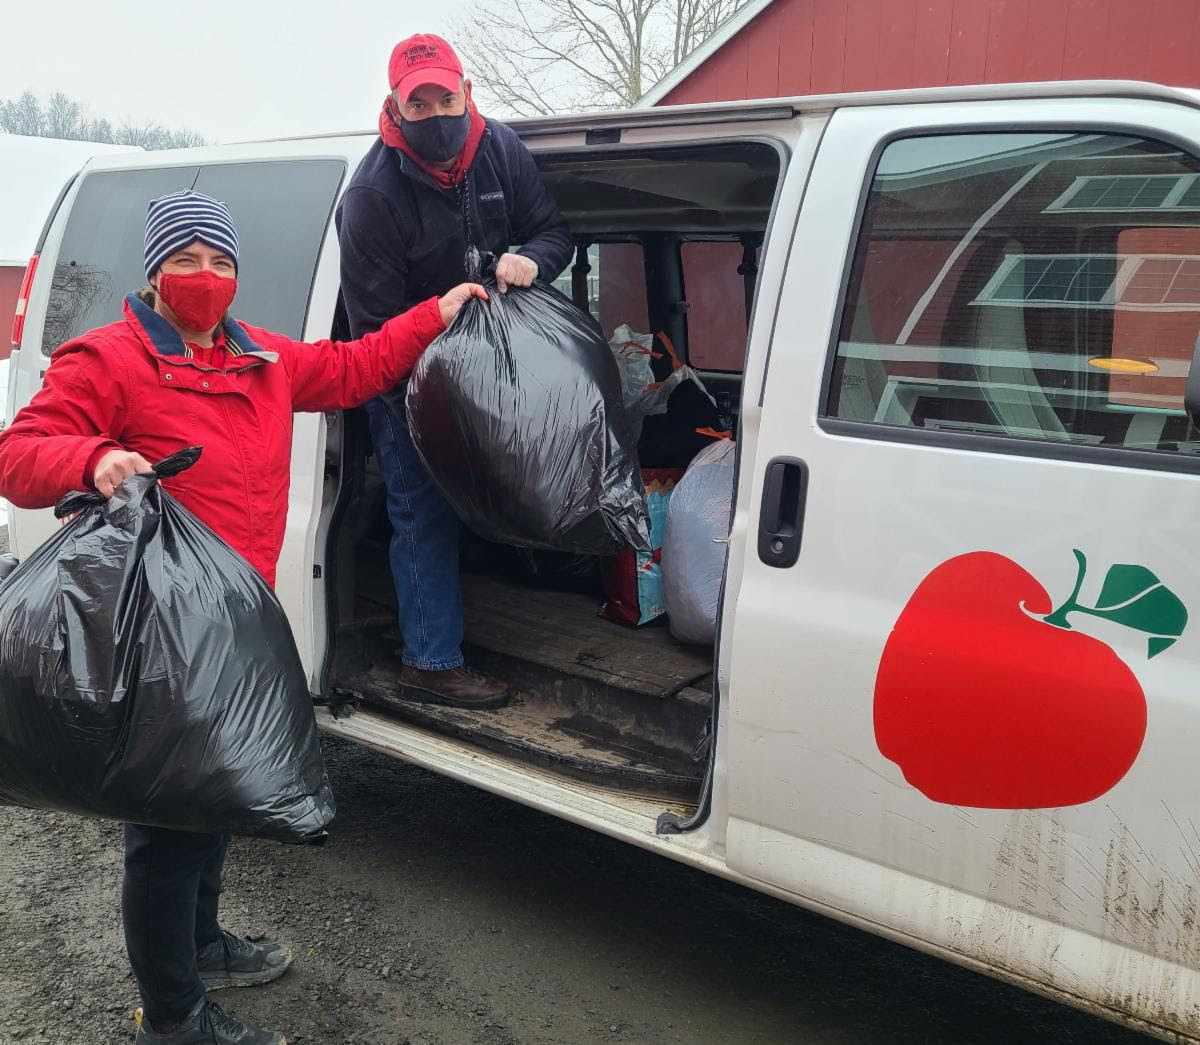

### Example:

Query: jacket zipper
xmin=456 ymin=175 xmax=484 ymax=281
xmin=172 ymin=359 xmax=268 ymax=374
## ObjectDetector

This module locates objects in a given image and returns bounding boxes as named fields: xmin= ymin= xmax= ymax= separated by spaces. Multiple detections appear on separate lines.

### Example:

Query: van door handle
xmin=757 ymin=457 xmax=808 ymax=568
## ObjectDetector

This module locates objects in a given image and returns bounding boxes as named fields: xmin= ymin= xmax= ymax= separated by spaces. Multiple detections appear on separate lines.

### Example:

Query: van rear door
xmin=723 ymin=93 xmax=1200 ymax=1037
xmin=8 ymin=156 xmax=347 ymax=677
xmin=9 ymin=165 xmax=202 ymax=556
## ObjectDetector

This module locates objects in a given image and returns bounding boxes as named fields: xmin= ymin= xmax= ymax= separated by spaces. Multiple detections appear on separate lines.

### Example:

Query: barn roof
xmin=637 ymin=0 xmax=778 ymax=107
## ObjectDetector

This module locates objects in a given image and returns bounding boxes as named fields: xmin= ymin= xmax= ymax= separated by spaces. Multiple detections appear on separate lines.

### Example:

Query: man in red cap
xmin=336 ymin=34 xmax=573 ymax=709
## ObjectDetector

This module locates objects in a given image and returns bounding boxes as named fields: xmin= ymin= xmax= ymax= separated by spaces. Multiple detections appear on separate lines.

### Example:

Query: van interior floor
xmin=331 ymin=571 xmax=714 ymax=801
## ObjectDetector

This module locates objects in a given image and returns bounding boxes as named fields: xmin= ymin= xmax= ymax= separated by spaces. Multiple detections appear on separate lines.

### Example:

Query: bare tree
xmin=87 ymin=117 xmax=116 ymax=143
xmin=42 ymin=262 xmax=114 ymax=353
xmin=671 ymin=0 xmax=746 ymax=70
xmin=113 ymin=122 xmax=207 ymax=150
xmin=44 ymin=91 xmax=86 ymax=139
xmin=0 ymin=91 xmax=206 ymax=149
xmin=0 ymin=92 xmax=45 ymax=136
xmin=455 ymin=0 xmax=750 ymax=115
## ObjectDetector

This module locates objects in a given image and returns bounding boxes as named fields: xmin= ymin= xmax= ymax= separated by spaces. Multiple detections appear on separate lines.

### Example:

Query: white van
xmin=8 ymin=80 xmax=1200 ymax=1042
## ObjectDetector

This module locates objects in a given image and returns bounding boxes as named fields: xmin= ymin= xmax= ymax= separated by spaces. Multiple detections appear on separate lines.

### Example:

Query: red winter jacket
xmin=0 ymin=293 xmax=446 ymax=587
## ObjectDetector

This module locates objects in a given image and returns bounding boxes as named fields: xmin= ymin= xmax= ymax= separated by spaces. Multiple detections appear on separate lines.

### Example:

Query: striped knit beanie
xmin=144 ymin=190 xmax=240 ymax=279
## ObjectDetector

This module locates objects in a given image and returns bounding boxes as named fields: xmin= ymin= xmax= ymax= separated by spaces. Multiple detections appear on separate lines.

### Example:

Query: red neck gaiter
xmin=380 ymin=93 xmax=487 ymax=190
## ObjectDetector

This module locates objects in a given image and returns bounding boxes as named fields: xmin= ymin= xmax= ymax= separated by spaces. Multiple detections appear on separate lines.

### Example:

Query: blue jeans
xmin=364 ymin=395 xmax=465 ymax=671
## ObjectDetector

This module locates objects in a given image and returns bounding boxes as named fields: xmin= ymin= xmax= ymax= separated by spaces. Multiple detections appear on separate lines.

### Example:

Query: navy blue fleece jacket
xmin=336 ymin=118 xmax=573 ymax=340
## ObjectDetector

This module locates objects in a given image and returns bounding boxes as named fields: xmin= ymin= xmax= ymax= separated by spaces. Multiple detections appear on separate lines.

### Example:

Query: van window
xmin=682 ymin=240 xmax=754 ymax=372
xmin=550 ymin=243 xmax=649 ymax=340
xmin=825 ymin=132 xmax=1200 ymax=457
xmin=594 ymin=243 xmax=650 ymax=340
xmin=42 ymin=160 xmax=345 ymax=355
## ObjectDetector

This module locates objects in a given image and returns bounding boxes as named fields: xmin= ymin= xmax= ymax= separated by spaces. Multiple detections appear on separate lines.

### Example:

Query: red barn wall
xmin=660 ymin=0 xmax=1200 ymax=105
xmin=0 ymin=266 xmax=22 ymax=362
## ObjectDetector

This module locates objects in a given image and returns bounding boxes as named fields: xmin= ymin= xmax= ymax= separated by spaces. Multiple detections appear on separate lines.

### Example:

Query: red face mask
xmin=156 ymin=270 xmax=238 ymax=332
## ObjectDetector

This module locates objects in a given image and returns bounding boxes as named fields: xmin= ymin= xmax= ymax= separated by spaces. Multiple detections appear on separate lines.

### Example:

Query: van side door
xmin=723 ymin=94 xmax=1200 ymax=1037
xmin=8 ymin=166 xmax=202 ymax=558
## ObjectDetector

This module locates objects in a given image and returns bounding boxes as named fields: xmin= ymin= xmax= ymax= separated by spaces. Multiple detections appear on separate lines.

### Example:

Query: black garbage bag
xmin=0 ymin=447 xmax=334 ymax=844
xmin=406 ymin=280 xmax=651 ymax=554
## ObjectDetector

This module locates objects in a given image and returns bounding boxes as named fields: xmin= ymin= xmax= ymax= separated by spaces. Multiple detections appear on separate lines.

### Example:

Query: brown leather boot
xmin=398 ymin=664 xmax=511 ymax=709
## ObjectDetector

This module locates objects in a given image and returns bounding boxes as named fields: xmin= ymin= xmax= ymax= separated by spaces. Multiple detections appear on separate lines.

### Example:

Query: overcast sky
xmin=4 ymin=0 xmax=474 ymax=143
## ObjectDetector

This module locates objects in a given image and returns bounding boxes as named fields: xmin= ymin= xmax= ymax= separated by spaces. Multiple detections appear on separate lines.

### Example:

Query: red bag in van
xmin=600 ymin=468 xmax=684 ymax=627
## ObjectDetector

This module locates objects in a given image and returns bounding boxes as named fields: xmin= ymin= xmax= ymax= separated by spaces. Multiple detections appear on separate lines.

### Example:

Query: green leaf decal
xmin=1096 ymin=564 xmax=1164 ymax=614
xmin=1087 ymin=563 xmax=1188 ymax=658
xmin=1148 ymin=636 xmax=1177 ymax=659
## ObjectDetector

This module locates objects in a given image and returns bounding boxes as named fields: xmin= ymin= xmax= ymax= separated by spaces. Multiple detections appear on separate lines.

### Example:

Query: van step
xmin=316 ymin=706 xmax=698 ymax=832
xmin=333 ymin=666 xmax=706 ymax=799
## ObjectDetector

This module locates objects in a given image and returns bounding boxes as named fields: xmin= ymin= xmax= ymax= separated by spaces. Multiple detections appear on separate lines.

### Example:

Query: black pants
xmin=122 ymin=823 xmax=230 ymax=1025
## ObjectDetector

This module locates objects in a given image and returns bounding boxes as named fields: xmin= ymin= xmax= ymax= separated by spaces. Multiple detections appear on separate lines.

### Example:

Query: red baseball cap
xmin=388 ymin=34 xmax=465 ymax=102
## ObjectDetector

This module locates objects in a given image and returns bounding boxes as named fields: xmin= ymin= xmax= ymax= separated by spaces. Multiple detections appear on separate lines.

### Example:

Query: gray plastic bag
xmin=662 ymin=439 xmax=736 ymax=645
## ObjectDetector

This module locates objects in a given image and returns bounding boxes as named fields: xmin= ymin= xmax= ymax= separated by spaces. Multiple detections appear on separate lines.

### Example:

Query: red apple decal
xmin=874 ymin=550 xmax=1187 ymax=809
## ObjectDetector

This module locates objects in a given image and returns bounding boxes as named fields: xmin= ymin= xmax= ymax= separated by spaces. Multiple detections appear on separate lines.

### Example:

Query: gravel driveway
xmin=0 ymin=727 xmax=1156 ymax=1045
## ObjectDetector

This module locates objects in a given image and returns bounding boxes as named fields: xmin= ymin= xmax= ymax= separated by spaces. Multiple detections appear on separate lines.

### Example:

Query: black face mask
xmin=401 ymin=111 xmax=471 ymax=164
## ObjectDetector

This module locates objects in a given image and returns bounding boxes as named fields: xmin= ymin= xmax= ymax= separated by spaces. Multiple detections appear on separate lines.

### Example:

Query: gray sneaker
xmin=134 ymin=996 xmax=286 ymax=1044
xmin=196 ymin=930 xmax=293 ymax=991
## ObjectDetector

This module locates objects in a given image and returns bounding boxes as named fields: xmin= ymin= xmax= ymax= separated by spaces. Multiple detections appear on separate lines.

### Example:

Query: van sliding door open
xmin=322 ymin=134 xmax=789 ymax=818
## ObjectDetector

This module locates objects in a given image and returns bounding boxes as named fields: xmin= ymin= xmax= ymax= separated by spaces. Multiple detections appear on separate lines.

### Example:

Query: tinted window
xmin=551 ymin=242 xmax=650 ymax=340
xmin=42 ymin=166 xmax=198 ymax=355
xmin=682 ymin=240 xmax=755 ymax=372
xmin=43 ymin=160 xmax=345 ymax=355
xmin=826 ymin=133 xmax=1200 ymax=458
xmin=594 ymin=242 xmax=650 ymax=340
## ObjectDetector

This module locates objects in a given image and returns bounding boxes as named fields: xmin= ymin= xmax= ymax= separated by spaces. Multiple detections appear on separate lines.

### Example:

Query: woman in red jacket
xmin=0 ymin=190 xmax=484 ymax=1045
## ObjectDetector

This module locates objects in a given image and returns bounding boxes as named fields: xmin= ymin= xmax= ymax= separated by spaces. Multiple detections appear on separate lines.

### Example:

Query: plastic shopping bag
xmin=609 ymin=325 xmax=656 ymax=413
xmin=600 ymin=469 xmax=684 ymax=627
xmin=662 ymin=439 xmax=736 ymax=645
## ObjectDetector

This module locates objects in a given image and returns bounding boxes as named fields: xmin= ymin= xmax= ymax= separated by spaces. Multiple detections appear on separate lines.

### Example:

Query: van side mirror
xmin=1185 ymin=330 xmax=1200 ymax=433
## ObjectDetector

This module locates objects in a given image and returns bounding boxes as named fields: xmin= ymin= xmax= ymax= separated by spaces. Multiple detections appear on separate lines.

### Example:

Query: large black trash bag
xmin=0 ymin=447 xmax=334 ymax=844
xmin=406 ymin=280 xmax=651 ymax=554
